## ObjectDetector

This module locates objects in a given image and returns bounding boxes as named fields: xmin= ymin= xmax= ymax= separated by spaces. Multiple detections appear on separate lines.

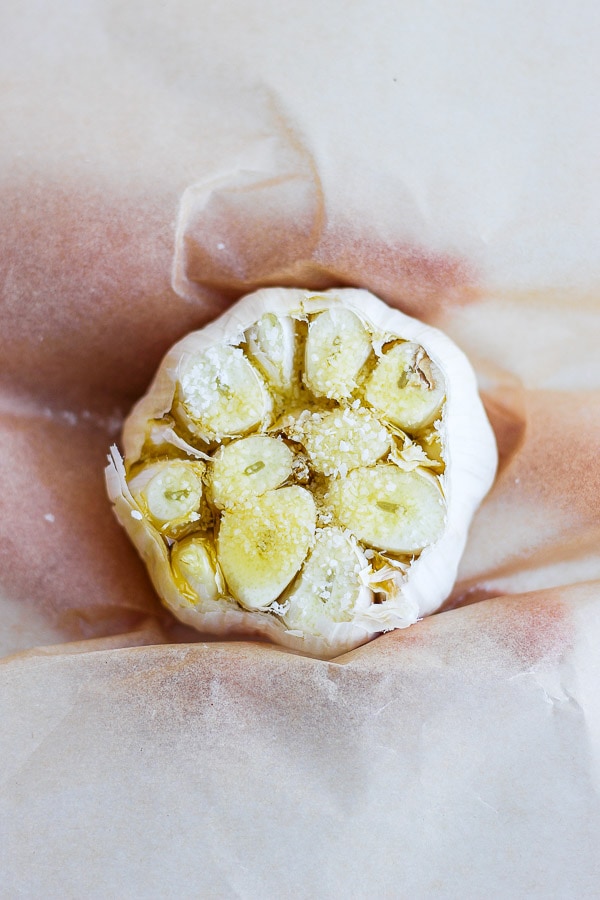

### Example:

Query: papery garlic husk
xmin=106 ymin=287 xmax=497 ymax=659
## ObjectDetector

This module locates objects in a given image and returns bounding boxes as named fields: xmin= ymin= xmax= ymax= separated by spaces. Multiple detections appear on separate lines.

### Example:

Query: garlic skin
xmin=106 ymin=287 xmax=497 ymax=659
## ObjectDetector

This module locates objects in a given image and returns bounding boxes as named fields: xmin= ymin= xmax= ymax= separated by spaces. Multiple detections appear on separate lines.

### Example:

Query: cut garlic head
xmin=106 ymin=287 xmax=497 ymax=659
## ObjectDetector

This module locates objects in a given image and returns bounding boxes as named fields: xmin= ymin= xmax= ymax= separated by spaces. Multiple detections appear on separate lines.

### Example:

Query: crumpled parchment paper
xmin=1 ymin=2 xmax=600 ymax=896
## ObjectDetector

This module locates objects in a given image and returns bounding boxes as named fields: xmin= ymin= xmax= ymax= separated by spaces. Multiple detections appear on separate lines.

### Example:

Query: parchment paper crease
xmin=1 ymin=1 xmax=599 ymax=896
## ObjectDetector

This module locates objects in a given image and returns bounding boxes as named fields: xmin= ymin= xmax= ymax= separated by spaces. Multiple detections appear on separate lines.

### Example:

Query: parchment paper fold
xmin=1 ymin=1 xmax=599 ymax=895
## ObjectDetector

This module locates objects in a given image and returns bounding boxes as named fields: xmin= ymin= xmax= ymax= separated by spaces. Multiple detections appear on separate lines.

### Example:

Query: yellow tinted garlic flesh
xmin=128 ymin=460 xmax=206 ymax=539
xmin=106 ymin=287 xmax=497 ymax=659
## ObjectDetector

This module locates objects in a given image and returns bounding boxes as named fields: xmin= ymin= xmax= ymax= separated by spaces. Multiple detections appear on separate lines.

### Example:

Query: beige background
xmin=1 ymin=1 xmax=600 ymax=896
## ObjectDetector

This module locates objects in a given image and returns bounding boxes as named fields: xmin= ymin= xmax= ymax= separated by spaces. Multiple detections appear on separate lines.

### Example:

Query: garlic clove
xmin=176 ymin=344 xmax=272 ymax=442
xmin=364 ymin=341 xmax=445 ymax=432
xmin=245 ymin=313 xmax=296 ymax=395
xmin=283 ymin=527 xmax=373 ymax=631
xmin=209 ymin=434 xmax=294 ymax=509
xmin=171 ymin=535 xmax=220 ymax=604
xmin=325 ymin=463 xmax=446 ymax=554
xmin=128 ymin=459 xmax=206 ymax=539
xmin=216 ymin=486 xmax=316 ymax=611
xmin=304 ymin=307 xmax=371 ymax=400
xmin=285 ymin=407 xmax=391 ymax=477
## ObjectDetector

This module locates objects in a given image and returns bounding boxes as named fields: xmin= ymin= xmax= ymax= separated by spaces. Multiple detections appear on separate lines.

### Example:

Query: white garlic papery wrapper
xmin=106 ymin=287 xmax=497 ymax=659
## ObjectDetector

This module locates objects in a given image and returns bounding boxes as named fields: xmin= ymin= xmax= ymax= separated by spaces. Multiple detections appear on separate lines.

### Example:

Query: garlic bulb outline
xmin=106 ymin=287 xmax=498 ymax=659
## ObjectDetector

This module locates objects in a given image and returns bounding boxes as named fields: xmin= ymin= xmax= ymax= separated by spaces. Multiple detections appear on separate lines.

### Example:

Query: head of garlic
xmin=106 ymin=287 xmax=497 ymax=659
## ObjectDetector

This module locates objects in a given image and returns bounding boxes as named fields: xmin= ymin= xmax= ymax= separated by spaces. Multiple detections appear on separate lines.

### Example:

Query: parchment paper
xmin=1 ymin=1 xmax=600 ymax=896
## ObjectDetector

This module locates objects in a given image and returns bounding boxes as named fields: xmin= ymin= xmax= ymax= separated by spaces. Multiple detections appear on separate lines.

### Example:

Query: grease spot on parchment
xmin=176 ymin=185 xmax=479 ymax=318
xmin=310 ymin=226 xmax=479 ymax=318
xmin=478 ymin=382 xmax=527 ymax=475
xmin=475 ymin=591 xmax=572 ymax=669
xmin=0 ymin=176 xmax=215 ymax=411
xmin=172 ymin=102 xmax=480 ymax=317
xmin=342 ymin=590 xmax=572 ymax=674
xmin=0 ymin=411 xmax=162 ymax=647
